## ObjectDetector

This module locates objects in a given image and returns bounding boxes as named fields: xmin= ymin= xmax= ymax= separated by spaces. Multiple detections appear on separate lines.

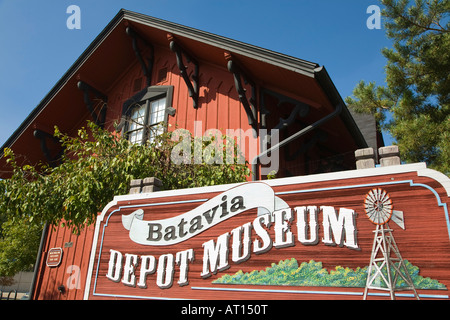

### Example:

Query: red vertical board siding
xmin=195 ymin=73 xmax=208 ymax=132
xmin=104 ymin=45 xmax=257 ymax=137
xmin=73 ymin=224 xmax=95 ymax=300
xmin=204 ymin=77 xmax=219 ymax=130
xmin=34 ymin=226 xmax=58 ymax=300
xmin=104 ymin=62 xmax=144 ymax=132
xmin=103 ymin=46 xmax=259 ymax=176
xmin=46 ymin=225 xmax=65 ymax=300
xmin=33 ymin=223 xmax=95 ymax=300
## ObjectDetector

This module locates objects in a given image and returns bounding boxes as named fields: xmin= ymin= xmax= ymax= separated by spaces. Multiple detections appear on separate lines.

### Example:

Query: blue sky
xmin=0 ymin=0 xmax=393 ymax=147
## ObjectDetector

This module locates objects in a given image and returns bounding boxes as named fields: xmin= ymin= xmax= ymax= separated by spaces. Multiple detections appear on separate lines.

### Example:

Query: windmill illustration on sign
xmin=363 ymin=188 xmax=420 ymax=300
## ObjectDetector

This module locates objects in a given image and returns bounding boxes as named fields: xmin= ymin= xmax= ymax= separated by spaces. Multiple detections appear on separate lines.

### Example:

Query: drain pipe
xmin=252 ymin=102 xmax=343 ymax=180
xmin=27 ymin=223 xmax=49 ymax=300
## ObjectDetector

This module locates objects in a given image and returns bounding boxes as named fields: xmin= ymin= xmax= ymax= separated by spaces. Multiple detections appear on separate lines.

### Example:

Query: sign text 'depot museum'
xmin=84 ymin=163 xmax=450 ymax=300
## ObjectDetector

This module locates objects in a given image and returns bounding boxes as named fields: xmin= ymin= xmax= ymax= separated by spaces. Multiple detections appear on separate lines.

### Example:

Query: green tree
xmin=0 ymin=122 xmax=250 ymax=276
xmin=346 ymin=0 xmax=449 ymax=175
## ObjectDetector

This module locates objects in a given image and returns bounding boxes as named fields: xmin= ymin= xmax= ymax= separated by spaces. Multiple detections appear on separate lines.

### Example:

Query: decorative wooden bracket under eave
xmin=262 ymin=89 xmax=310 ymax=131
xmin=126 ymin=25 xmax=154 ymax=87
xmin=224 ymin=52 xmax=258 ymax=131
xmin=167 ymin=33 xmax=199 ymax=109
xmin=77 ymin=80 xmax=108 ymax=128
xmin=33 ymin=129 xmax=64 ymax=168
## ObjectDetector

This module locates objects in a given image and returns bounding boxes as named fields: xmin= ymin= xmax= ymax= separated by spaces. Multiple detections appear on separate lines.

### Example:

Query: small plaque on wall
xmin=46 ymin=248 xmax=63 ymax=267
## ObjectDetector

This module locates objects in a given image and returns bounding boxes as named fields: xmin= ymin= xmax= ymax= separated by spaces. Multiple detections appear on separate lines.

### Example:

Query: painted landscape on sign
xmin=213 ymin=258 xmax=446 ymax=290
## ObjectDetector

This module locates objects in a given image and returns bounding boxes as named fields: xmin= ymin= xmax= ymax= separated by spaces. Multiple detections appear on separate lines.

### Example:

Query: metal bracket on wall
xmin=126 ymin=26 xmax=154 ymax=87
xmin=168 ymin=33 xmax=199 ymax=109
xmin=33 ymin=129 xmax=64 ymax=168
xmin=77 ymin=80 xmax=108 ymax=128
xmin=224 ymin=52 xmax=257 ymax=131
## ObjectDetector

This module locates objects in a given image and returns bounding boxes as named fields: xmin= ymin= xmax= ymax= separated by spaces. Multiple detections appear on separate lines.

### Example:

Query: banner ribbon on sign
xmin=121 ymin=182 xmax=288 ymax=246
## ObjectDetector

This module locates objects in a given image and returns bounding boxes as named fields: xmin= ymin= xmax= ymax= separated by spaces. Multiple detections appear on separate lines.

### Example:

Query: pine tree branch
xmin=395 ymin=9 xmax=449 ymax=33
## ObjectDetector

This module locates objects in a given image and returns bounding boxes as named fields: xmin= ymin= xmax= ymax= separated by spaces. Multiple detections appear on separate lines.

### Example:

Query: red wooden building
xmin=0 ymin=10 xmax=417 ymax=301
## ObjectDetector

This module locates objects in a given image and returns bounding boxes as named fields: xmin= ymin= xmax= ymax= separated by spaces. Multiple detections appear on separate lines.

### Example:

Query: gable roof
xmin=0 ymin=9 xmax=367 ymax=176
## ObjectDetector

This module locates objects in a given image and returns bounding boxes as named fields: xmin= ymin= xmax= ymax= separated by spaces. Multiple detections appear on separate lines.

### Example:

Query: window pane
xmin=129 ymin=129 xmax=144 ymax=145
xmin=148 ymin=124 xmax=165 ymax=144
xmin=128 ymin=103 xmax=146 ymax=144
xmin=149 ymin=97 xmax=166 ymax=125
xmin=126 ymin=95 xmax=168 ymax=145
xmin=130 ymin=104 xmax=146 ymax=129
